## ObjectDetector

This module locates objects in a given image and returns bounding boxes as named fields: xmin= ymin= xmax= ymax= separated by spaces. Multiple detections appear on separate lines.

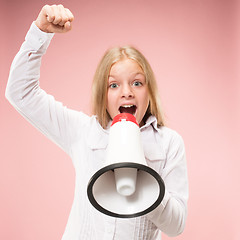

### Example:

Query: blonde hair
xmin=92 ymin=46 xmax=165 ymax=129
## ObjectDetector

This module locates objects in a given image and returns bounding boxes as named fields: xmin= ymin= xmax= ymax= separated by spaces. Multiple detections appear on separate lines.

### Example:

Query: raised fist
xmin=35 ymin=4 xmax=74 ymax=33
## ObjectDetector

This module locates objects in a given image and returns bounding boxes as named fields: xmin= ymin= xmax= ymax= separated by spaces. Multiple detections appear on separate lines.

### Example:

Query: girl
xmin=6 ymin=4 xmax=188 ymax=240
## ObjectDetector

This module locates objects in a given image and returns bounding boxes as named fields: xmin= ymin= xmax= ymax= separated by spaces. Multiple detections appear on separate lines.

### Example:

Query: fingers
xmin=65 ymin=8 xmax=74 ymax=23
xmin=43 ymin=5 xmax=54 ymax=23
xmin=46 ymin=5 xmax=73 ymax=25
xmin=36 ymin=4 xmax=74 ymax=33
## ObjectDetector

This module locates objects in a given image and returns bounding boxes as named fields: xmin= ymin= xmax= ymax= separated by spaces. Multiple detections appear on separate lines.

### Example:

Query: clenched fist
xmin=35 ymin=4 xmax=74 ymax=33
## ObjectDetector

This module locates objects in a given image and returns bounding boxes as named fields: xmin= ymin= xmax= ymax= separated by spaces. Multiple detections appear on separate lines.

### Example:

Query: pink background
xmin=1 ymin=0 xmax=240 ymax=239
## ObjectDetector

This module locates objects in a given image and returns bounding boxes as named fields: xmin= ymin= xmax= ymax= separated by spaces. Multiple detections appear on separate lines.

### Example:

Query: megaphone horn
xmin=87 ymin=113 xmax=165 ymax=218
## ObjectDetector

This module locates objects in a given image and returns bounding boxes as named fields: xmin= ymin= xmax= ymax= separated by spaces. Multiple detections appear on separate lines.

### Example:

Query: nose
xmin=121 ymin=84 xmax=134 ymax=98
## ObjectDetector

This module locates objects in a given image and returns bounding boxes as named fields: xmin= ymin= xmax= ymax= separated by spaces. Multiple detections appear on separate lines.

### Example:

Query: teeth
xmin=121 ymin=105 xmax=134 ymax=108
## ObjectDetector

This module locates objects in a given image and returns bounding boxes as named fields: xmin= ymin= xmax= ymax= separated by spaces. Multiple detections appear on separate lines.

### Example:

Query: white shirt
xmin=6 ymin=22 xmax=189 ymax=240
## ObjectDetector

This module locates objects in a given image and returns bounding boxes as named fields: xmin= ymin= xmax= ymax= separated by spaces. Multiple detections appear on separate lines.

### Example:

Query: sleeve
xmin=147 ymin=131 xmax=189 ymax=237
xmin=5 ymin=22 xmax=89 ymax=156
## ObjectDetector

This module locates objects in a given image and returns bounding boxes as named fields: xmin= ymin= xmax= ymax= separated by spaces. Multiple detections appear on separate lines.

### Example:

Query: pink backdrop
xmin=1 ymin=0 xmax=240 ymax=239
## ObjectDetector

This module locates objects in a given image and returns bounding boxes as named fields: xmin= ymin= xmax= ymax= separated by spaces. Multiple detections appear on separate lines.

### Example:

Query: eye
xmin=109 ymin=83 xmax=119 ymax=89
xmin=132 ymin=81 xmax=143 ymax=87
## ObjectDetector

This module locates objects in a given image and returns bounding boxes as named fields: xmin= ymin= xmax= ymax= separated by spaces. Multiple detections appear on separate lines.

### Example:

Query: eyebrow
xmin=108 ymin=72 xmax=145 ymax=78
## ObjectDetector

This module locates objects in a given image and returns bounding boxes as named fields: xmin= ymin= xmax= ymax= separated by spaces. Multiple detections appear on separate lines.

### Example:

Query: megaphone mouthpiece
xmin=114 ymin=168 xmax=137 ymax=196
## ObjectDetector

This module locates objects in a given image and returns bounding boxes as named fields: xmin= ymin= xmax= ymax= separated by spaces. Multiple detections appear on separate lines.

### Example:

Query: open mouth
xmin=119 ymin=105 xmax=137 ymax=115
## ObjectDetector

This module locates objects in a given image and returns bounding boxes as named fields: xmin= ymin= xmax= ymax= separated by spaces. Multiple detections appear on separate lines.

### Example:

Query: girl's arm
xmin=147 ymin=131 xmax=189 ymax=237
xmin=5 ymin=5 xmax=88 ymax=155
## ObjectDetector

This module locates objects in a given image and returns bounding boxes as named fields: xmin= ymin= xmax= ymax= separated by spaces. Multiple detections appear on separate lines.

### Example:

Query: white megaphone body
xmin=87 ymin=113 xmax=165 ymax=218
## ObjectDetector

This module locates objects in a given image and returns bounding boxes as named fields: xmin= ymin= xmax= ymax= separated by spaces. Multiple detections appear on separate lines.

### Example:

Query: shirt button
xmin=39 ymin=38 xmax=44 ymax=44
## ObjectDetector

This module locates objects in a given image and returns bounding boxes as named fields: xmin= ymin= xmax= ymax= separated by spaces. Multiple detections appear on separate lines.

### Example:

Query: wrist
xmin=34 ymin=20 xmax=52 ymax=33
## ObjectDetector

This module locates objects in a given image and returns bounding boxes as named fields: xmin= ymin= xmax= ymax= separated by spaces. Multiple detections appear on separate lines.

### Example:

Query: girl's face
xmin=107 ymin=58 xmax=149 ymax=126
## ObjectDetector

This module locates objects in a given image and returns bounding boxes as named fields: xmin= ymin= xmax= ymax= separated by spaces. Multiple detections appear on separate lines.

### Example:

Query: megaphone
xmin=87 ymin=113 xmax=165 ymax=218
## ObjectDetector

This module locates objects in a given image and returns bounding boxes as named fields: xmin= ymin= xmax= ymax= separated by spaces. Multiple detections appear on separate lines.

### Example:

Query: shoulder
xmin=143 ymin=116 xmax=185 ymax=146
xmin=156 ymin=126 xmax=185 ymax=150
xmin=75 ymin=112 xmax=108 ymax=137
xmin=70 ymin=111 xmax=100 ymax=129
xmin=67 ymin=111 xmax=108 ymax=146
xmin=158 ymin=126 xmax=182 ymax=139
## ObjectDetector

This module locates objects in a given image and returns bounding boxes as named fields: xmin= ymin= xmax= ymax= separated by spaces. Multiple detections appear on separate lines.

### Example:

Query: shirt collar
xmin=87 ymin=115 xmax=160 ymax=150
xmin=140 ymin=115 xmax=158 ymax=131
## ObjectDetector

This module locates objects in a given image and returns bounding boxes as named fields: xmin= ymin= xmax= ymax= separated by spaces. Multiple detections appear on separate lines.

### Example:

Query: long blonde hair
xmin=92 ymin=46 xmax=165 ymax=129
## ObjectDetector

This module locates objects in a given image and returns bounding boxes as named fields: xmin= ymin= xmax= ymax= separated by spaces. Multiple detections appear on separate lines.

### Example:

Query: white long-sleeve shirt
xmin=6 ymin=22 xmax=189 ymax=240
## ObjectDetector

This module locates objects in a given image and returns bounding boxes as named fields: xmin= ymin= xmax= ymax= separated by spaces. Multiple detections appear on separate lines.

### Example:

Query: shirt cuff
xmin=25 ymin=21 xmax=55 ymax=52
